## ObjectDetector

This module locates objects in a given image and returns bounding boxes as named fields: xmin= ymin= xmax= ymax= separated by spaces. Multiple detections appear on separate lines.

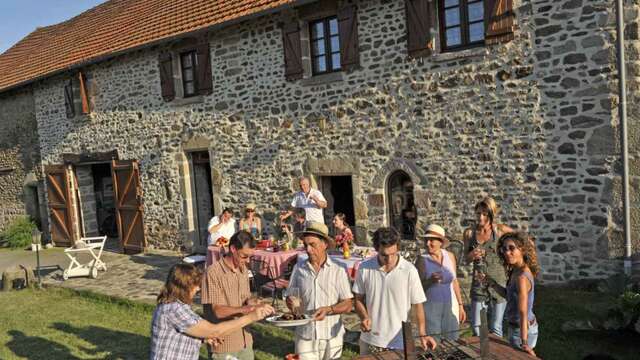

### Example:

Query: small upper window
xmin=310 ymin=17 xmax=341 ymax=75
xmin=439 ymin=0 xmax=484 ymax=51
xmin=180 ymin=51 xmax=198 ymax=97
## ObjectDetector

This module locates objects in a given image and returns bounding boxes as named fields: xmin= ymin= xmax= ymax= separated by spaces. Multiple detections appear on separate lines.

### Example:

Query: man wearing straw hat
xmin=286 ymin=222 xmax=353 ymax=359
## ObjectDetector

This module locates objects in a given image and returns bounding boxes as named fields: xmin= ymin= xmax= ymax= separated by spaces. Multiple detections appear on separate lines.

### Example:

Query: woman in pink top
xmin=332 ymin=213 xmax=354 ymax=249
xmin=416 ymin=224 xmax=466 ymax=341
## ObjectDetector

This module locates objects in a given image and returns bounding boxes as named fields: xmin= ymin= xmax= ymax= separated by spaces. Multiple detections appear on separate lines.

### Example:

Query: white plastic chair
xmin=63 ymin=236 xmax=108 ymax=280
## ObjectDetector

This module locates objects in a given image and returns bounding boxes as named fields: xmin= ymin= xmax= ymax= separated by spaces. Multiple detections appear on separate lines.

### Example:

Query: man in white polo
xmin=280 ymin=176 xmax=327 ymax=224
xmin=353 ymin=227 xmax=437 ymax=354
xmin=286 ymin=222 xmax=353 ymax=359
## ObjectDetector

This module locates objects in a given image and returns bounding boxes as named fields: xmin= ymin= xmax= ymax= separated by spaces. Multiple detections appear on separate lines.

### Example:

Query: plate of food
xmin=265 ymin=313 xmax=313 ymax=327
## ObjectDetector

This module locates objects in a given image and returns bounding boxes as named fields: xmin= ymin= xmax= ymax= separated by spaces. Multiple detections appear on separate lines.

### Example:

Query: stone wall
xmin=0 ymin=87 xmax=44 ymax=233
xmin=32 ymin=0 xmax=639 ymax=281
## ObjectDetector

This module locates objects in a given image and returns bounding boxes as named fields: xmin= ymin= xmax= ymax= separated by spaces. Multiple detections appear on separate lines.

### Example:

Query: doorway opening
xmin=188 ymin=151 xmax=214 ymax=250
xmin=387 ymin=171 xmax=416 ymax=240
xmin=319 ymin=175 xmax=355 ymax=234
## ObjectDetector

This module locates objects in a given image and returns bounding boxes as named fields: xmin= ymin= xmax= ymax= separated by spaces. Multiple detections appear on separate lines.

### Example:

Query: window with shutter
xmin=310 ymin=17 xmax=341 ymax=75
xmin=406 ymin=0 xmax=434 ymax=58
xmin=484 ymin=0 xmax=514 ymax=44
xmin=195 ymin=39 xmax=213 ymax=95
xmin=439 ymin=0 xmax=485 ymax=51
xmin=337 ymin=5 xmax=359 ymax=71
xmin=158 ymin=52 xmax=175 ymax=101
xmin=283 ymin=22 xmax=304 ymax=81
xmin=180 ymin=51 xmax=198 ymax=98
xmin=64 ymin=80 xmax=75 ymax=119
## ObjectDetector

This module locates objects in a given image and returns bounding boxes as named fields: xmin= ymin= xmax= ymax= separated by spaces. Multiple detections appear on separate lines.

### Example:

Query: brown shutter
xmin=78 ymin=72 xmax=90 ymax=114
xmin=406 ymin=0 xmax=434 ymax=57
xmin=111 ymin=160 xmax=146 ymax=254
xmin=158 ymin=52 xmax=175 ymax=101
xmin=485 ymin=0 xmax=515 ymax=45
xmin=196 ymin=37 xmax=213 ymax=95
xmin=282 ymin=22 xmax=303 ymax=81
xmin=45 ymin=165 xmax=75 ymax=247
xmin=338 ymin=5 xmax=360 ymax=71
xmin=64 ymin=80 xmax=75 ymax=118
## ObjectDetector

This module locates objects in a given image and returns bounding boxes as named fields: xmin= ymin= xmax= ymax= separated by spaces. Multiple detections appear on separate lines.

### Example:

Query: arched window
xmin=386 ymin=171 xmax=416 ymax=240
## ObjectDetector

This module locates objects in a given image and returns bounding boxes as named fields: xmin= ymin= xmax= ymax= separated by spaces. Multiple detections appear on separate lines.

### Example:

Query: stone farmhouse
xmin=0 ymin=0 xmax=639 ymax=282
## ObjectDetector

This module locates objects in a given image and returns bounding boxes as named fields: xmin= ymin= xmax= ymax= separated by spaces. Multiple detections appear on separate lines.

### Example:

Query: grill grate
xmin=416 ymin=339 xmax=480 ymax=360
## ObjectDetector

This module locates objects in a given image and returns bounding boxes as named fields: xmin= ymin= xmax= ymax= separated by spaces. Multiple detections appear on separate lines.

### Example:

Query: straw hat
xmin=299 ymin=222 xmax=332 ymax=242
xmin=419 ymin=224 xmax=449 ymax=247
xmin=245 ymin=203 xmax=257 ymax=211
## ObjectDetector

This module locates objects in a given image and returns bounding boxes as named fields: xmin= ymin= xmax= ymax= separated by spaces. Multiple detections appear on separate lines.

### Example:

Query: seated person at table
xmin=353 ymin=227 xmax=437 ymax=354
xmin=286 ymin=222 xmax=353 ymax=360
xmin=332 ymin=213 xmax=353 ymax=249
xmin=202 ymin=231 xmax=264 ymax=360
xmin=239 ymin=203 xmax=261 ymax=239
xmin=208 ymin=208 xmax=236 ymax=246
xmin=151 ymin=263 xmax=273 ymax=360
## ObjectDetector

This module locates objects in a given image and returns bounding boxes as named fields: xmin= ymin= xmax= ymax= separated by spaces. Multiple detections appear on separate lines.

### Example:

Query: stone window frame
xmin=167 ymin=40 xmax=206 ymax=106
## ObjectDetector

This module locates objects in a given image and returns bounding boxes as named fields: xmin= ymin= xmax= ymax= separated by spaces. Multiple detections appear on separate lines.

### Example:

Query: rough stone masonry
xmin=1 ymin=0 xmax=637 ymax=282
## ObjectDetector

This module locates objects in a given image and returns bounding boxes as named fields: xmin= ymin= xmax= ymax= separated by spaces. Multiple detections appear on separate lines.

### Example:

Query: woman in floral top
xmin=332 ymin=213 xmax=353 ymax=249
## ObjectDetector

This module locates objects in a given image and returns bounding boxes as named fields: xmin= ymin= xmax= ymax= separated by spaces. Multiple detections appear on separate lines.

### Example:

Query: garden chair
xmin=62 ymin=236 xmax=107 ymax=280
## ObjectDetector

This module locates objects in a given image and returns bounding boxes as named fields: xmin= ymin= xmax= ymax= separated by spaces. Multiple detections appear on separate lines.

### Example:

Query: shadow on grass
xmin=129 ymin=252 xmax=182 ymax=282
xmin=52 ymin=322 xmax=149 ymax=360
xmin=6 ymin=330 xmax=80 ymax=360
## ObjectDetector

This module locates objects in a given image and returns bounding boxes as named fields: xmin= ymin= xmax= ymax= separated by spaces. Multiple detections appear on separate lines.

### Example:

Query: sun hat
xmin=419 ymin=224 xmax=449 ymax=247
xmin=245 ymin=203 xmax=257 ymax=211
xmin=299 ymin=221 xmax=332 ymax=242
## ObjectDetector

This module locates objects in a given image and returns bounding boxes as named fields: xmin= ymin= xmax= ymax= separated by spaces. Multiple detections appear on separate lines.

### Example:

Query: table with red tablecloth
xmin=296 ymin=253 xmax=376 ymax=280
xmin=206 ymin=245 xmax=303 ymax=278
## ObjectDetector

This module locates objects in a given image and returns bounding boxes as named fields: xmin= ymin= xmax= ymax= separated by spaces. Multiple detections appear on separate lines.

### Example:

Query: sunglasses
xmin=246 ymin=209 xmax=255 ymax=212
xmin=501 ymin=244 xmax=518 ymax=253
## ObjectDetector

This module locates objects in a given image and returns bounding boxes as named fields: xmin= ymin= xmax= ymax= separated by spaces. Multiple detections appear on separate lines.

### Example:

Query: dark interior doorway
xmin=387 ymin=171 xmax=416 ymax=240
xmin=92 ymin=163 xmax=117 ymax=238
xmin=189 ymin=151 xmax=214 ymax=248
xmin=320 ymin=175 xmax=355 ymax=228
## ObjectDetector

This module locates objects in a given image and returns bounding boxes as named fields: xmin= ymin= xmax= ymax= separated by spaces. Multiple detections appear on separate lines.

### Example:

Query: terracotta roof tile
xmin=0 ymin=0 xmax=297 ymax=92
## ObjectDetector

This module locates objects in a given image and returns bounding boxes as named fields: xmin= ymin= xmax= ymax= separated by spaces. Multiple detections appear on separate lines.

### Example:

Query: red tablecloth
xmin=296 ymin=253 xmax=375 ymax=280
xmin=206 ymin=246 xmax=224 ymax=267
xmin=206 ymin=246 xmax=302 ymax=278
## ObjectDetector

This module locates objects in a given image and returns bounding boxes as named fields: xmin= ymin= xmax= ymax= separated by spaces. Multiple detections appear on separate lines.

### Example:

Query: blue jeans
xmin=470 ymin=299 xmax=506 ymax=337
xmin=507 ymin=322 xmax=539 ymax=349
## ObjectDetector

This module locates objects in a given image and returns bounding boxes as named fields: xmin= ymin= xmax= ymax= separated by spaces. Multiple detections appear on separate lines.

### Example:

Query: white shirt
xmin=288 ymin=256 xmax=353 ymax=340
xmin=207 ymin=216 xmax=236 ymax=245
xmin=291 ymin=189 xmax=326 ymax=224
xmin=352 ymin=256 xmax=426 ymax=349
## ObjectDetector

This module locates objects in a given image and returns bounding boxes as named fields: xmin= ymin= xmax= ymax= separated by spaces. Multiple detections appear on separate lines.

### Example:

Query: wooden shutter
xmin=112 ymin=160 xmax=146 ymax=254
xmin=485 ymin=0 xmax=515 ymax=45
xmin=282 ymin=22 xmax=303 ymax=81
xmin=64 ymin=80 xmax=75 ymax=118
xmin=45 ymin=165 xmax=75 ymax=247
xmin=406 ymin=0 xmax=434 ymax=57
xmin=158 ymin=52 xmax=175 ymax=101
xmin=196 ymin=37 xmax=213 ymax=95
xmin=78 ymin=72 xmax=91 ymax=114
xmin=338 ymin=5 xmax=360 ymax=71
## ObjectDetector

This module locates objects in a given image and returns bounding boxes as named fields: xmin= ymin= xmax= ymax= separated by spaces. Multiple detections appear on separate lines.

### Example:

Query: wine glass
xmin=288 ymin=287 xmax=303 ymax=316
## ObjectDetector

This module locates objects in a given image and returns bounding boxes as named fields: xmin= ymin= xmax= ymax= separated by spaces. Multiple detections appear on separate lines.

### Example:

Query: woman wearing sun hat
xmin=239 ymin=203 xmax=261 ymax=239
xmin=416 ymin=224 xmax=466 ymax=341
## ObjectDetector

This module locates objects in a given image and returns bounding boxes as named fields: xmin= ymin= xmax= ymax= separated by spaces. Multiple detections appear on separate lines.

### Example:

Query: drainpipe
xmin=615 ymin=0 xmax=632 ymax=275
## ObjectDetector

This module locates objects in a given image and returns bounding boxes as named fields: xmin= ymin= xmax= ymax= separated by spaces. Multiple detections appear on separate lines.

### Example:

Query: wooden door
xmin=111 ymin=160 xmax=146 ymax=254
xmin=45 ymin=165 xmax=75 ymax=246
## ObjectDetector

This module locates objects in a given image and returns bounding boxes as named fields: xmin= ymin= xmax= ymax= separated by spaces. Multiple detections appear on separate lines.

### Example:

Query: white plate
xmin=265 ymin=314 xmax=313 ymax=327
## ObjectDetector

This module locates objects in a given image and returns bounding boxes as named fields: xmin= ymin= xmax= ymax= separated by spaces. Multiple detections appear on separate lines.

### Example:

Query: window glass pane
xmin=329 ymin=18 xmax=339 ymax=35
xmin=468 ymin=2 xmax=484 ymax=22
xmin=183 ymin=68 xmax=194 ymax=82
xmin=312 ymin=22 xmax=324 ymax=39
xmin=469 ymin=22 xmax=485 ymax=42
xmin=332 ymin=53 xmax=341 ymax=70
xmin=444 ymin=0 xmax=459 ymax=7
xmin=313 ymin=39 xmax=326 ymax=56
xmin=313 ymin=56 xmax=327 ymax=73
xmin=446 ymin=27 xmax=462 ymax=47
xmin=330 ymin=36 xmax=340 ymax=52
xmin=181 ymin=54 xmax=192 ymax=67
xmin=445 ymin=8 xmax=460 ymax=26
xmin=185 ymin=82 xmax=195 ymax=95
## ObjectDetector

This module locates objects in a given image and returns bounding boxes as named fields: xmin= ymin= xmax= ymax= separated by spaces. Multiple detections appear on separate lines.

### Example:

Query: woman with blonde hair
xmin=463 ymin=196 xmax=513 ymax=337
xmin=150 ymin=263 xmax=273 ymax=360
xmin=239 ymin=203 xmax=262 ymax=239
xmin=486 ymin=232 xmax=539 ymax=357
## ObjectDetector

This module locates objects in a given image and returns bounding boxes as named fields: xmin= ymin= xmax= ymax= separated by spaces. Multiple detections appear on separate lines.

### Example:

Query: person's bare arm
xmin=450 ymin=256 xmax=466 ymax=323
xmin=413 ymin=302 xmax=437 ymax=350
xmin=212 ymin=304 xmax=256 ymax=320
xmin=517 ymin=274 xmax=536 ymax=356
xmin=313 ymin=298 xmax=353 ymax=320
xmin=354 ymin=293 xmax=371 ymax=332
xmin=186 ymin=306 xmax=273 ymax=339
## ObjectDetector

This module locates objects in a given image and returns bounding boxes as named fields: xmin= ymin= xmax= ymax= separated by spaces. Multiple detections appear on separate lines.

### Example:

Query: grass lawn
xmin=0 ymin=286 xmax=638 ymax=360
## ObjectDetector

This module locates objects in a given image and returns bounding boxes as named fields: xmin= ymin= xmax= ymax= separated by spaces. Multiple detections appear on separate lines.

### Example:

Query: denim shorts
xmin=507 ymin=321 xmax=538 ymax=349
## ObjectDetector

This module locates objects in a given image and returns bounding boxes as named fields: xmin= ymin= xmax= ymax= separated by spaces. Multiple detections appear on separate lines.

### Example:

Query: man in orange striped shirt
xmin=202 ymin=230 xmax=262 ymax=360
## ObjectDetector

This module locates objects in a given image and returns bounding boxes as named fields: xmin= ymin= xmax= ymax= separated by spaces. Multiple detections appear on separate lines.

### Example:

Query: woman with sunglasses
xmin=485 ymin=232 xmax=539 ymax=357
xmin=150 ymin=263 xmax=274 ymax=360
xmin=239 ymin=203 xmax=261 ymax=239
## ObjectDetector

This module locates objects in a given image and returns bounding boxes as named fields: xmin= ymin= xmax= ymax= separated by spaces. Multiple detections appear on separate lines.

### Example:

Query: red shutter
xmin=196 ymin=37 xmax=213 ymax=95
xmin=485 ymin=0 xmax=515 ymax=45
xmin=78 ymin=72 xmax=90 ymax=114
xmin=64 ymin=80 xmax=75 ymax=118
xmin=406 ymin=0 xmax=434 ymax=57
xmin=282 ymin=22 xmax=303 ymax=81
xmin=158 ymin=52 xmax=175 ymax=101
xmin=338 ymin=5 xmax=360 ymax=71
